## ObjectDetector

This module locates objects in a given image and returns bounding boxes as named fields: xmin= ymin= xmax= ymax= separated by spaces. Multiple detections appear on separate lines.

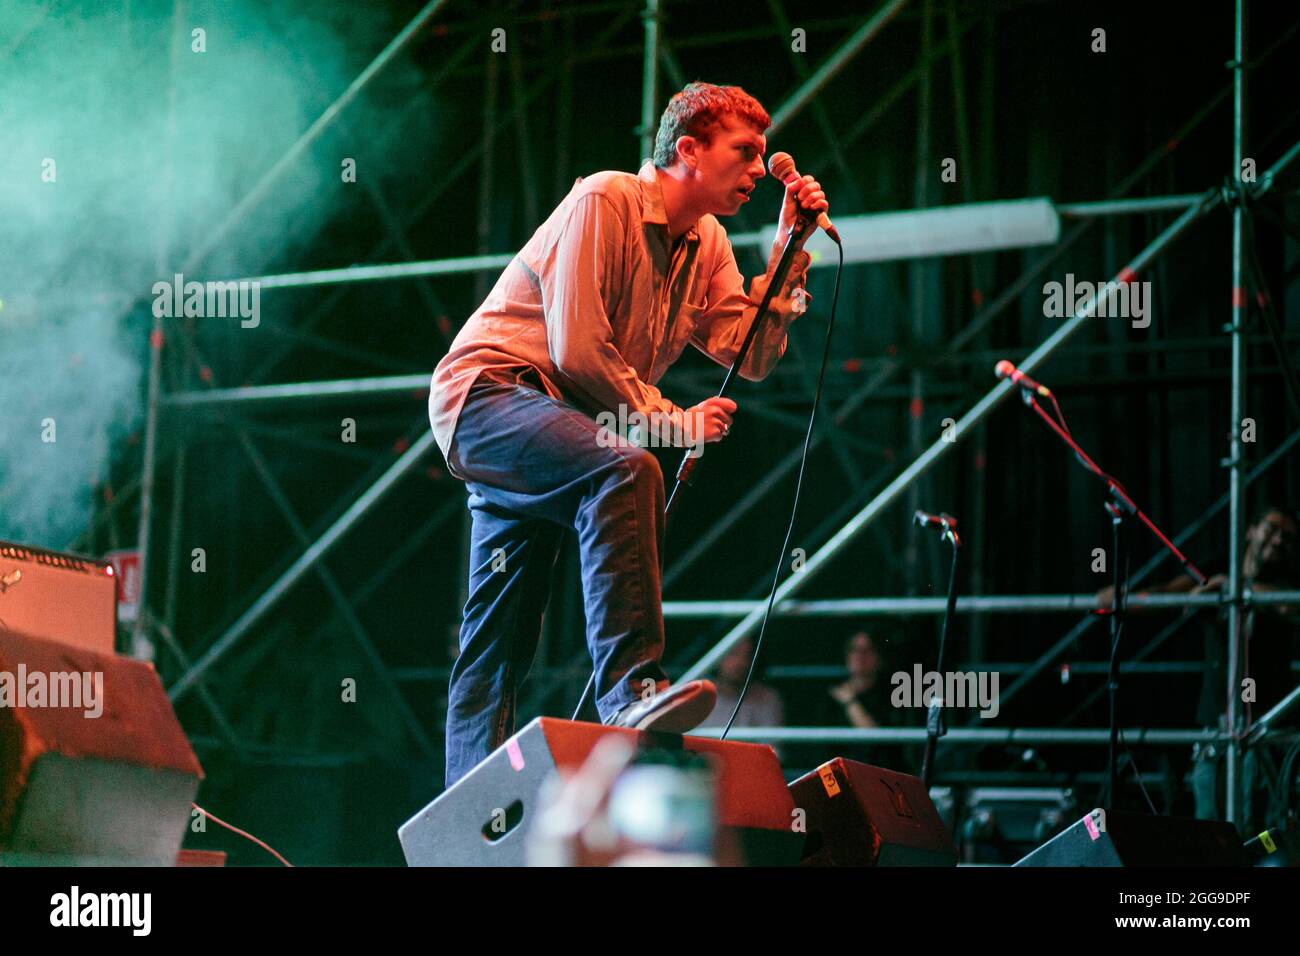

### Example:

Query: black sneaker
xmin=604 ymin=679 xmax=717 ymax=734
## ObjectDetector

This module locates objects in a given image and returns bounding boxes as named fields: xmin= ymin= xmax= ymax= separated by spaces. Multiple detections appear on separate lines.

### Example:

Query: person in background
xmin=698 ymin=635 xmax=785 ymax=733
xmin=1098 ymin=504 xmax=1299 ymax=827
xmin=826 ymin=631 xmax=891 ymax=728
xmin=814 ymin=630 xmax=908 ymax=770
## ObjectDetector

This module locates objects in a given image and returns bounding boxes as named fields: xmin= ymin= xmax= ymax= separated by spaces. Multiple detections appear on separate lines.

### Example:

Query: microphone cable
xmin=571 ymin=231 xmax=845 ymax=727
xmin=723 ymin=238 xmax=845 ymax=738
xmin=572 ymin=233 xmax=843 ymax=725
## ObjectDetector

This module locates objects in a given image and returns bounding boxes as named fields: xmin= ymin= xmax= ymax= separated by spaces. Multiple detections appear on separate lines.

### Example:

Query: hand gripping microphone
xmin=767 ymin=152 xmax=840 ymax=244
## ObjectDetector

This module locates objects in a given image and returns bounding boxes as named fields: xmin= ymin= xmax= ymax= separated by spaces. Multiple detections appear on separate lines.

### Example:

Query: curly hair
xmin=652 ymin=82 xmax=770 ymax=169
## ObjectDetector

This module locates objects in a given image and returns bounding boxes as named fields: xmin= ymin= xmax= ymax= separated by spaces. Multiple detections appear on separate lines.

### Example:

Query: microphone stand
xmin=919 ymin=514 xmax=962 ymax=789
xmin=1014 ymin=384 xmax=1206 ymax=809
xmin=663 ymin=212 xmax=819 ymax=523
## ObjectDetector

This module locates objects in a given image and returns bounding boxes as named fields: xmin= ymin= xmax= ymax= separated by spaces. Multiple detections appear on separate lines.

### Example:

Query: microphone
xmin=767 ymin=152 xmax=841 ymax=244
xmin=914 ymin=510 xmax=960 ymax=546
xmin=914 ymin=510 xmax=957 ymax=530
xmin=994 ymin=359 xmax=1052 ymax=397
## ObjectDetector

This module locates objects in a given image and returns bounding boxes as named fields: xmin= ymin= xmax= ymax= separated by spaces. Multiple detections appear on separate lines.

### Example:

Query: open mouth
xmin=736 ymin=185 xmax=754 ymax=200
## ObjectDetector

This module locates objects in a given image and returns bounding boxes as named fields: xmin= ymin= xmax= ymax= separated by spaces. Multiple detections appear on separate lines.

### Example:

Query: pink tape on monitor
xmin=1083 ymin=813 xmax=1101 ymax=840
xmin=506 ymin=738 xmax=525 ymax=771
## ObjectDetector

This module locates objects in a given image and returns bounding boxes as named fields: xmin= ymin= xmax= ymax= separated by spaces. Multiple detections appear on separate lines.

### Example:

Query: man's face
xmin=685 ymin=115 xmax=767 ymax=216
xmin=1248 ymin=510 xmax=1297 ymax=572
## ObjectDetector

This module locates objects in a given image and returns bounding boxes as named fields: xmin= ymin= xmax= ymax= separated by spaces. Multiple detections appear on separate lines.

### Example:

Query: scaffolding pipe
xmin=1225 ymin=0 xmax=1249 ymax=826
xmin=131 ymin=3 xmax=185 ymax=661
xmin=163 ymin=374 xmax=430 ymax=409
xmin=1057 ymin=195 xmax=1203 ymax=217
xmin=639 ymin=0 xmax=660 ymax=163
xmin=661 ymin=590 xmax=1300 ymax=618
xmin=700 ymin=727 xmax=1224 ymax=745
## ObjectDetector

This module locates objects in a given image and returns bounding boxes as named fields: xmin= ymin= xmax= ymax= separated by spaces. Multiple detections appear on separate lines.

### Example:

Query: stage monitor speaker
xmin=400 ymin=717 xmax=798 ymax=866
xmin=0 ymin=541 xmax=116 ymax=656
xmin=1014 ymin=809 xmax=1250 ymax=866
xmin=790 ymin=758 xmax=957 ymax=866
xmin=0 ymin=629 xmax=203 ymax=865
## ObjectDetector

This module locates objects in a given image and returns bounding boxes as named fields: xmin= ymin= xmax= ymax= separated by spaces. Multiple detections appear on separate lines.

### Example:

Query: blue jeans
xmin=443 ymin=377 xmax=669 ymax=787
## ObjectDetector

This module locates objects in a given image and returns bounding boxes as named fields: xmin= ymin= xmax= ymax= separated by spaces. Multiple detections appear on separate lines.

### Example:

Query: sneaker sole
xmin=631 ymin=685 xmax=718 ymax=735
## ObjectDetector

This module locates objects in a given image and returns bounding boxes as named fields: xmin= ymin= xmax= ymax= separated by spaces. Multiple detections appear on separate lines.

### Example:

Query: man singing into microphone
xmin=429 ymin=81 xmax=829 ymax=787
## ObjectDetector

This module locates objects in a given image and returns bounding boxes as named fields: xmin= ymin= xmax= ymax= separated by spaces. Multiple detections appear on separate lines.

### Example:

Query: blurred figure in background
xmin=824 ymin=631 xmax=891 ymax=728
xmin=814 ymin=630 xmax=908 ymax=770
xmin=698 ymin=636 xmax=785 ymax=733
xmin=1098 ymin=503 xmax=1299 ymax=828
xmin=1190 ymin=506 xmax=1299 ymax=829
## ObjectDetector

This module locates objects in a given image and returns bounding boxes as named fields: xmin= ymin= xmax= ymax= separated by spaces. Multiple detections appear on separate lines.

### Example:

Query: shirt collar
xmin=638 ymin=160 xmax=700 ymax=243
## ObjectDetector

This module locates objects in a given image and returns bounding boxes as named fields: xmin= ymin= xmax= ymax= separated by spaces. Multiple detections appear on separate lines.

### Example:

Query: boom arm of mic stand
xmin=664 ymin=215 xmax=818 ymax=522
xmin=1020 ymin=391 xmax=1207 ymax=586
xmin=1018 ymin=386 xmax=1204 ymax=808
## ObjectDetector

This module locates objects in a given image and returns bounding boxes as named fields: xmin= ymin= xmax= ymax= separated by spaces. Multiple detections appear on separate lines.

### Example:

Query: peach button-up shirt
xmin=429 ymin=160 xmax=811 ymax=478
